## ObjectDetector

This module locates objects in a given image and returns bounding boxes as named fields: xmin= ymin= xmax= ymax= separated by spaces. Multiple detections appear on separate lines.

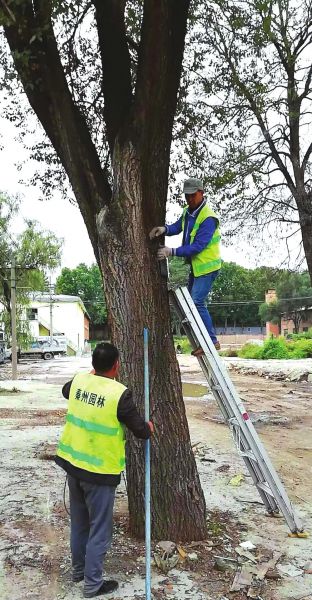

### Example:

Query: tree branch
xmin=92 ymin=0 xmax=133 ymax=152
xmin=2 ymin=0 xmax=112 ymax=261
xmin=302 ymin=140 xmax=312 ymax=173
xmin=133 ymin=0 xmax=190 ymax=223
xmin=216 ymin=26 xmax=296 ymax=196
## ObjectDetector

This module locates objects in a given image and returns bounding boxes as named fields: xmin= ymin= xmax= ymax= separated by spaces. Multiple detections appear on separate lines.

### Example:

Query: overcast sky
xmin=0 ymin=117 xmax=304 ymax=280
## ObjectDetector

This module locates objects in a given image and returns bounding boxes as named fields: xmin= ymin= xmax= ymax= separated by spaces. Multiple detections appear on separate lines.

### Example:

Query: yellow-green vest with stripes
xmin=57 ymin=373 xmax=126 ymax=475
xmin=182 ymin=203 xmax=221 ymax=277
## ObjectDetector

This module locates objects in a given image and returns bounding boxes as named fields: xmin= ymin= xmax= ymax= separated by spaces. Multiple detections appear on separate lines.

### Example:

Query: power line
xmin=209 ymin=295 xmax=312 ymax=306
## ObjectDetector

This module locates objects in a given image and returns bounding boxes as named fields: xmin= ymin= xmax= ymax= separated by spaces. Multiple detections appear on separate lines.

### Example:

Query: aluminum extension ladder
xmin=171 ymin=286 xmax=304 ymax=534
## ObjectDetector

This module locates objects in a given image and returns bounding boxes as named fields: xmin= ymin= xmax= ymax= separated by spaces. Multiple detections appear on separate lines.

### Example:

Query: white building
xmin=28 ymin=294 xmax=90 ymax=354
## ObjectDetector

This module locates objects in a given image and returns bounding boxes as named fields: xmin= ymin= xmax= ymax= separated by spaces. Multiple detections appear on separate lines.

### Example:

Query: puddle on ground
xmin=182 ymin=382 xmax=208 ymax=398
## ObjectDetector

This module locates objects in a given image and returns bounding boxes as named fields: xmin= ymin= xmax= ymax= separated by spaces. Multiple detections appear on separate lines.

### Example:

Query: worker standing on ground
xmin=150 ymin=177 xmax=221 ymax=352
xmin=55 ymin=342 xmax=153 ymax=598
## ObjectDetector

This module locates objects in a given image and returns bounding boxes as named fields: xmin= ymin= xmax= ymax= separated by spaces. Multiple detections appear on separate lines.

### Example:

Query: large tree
xmin=0 ymin=1 xmax=206 ymax=539
xmin=177 ymin=0 xmax=312 ymax=280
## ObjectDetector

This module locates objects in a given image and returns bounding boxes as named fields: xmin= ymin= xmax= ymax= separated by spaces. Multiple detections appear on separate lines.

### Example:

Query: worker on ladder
xmin=150 ymin=177 xmax=221 ymax=352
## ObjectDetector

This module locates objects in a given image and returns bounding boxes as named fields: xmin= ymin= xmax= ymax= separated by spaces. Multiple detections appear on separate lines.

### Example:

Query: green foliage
xmin=210 ymin=262 xmax=284 ymax=328
xmin=169 ymin=258 xmax=311 ymax=330
xmin=260 ymin=337 xmax=289 ymax=359
xmin=238 ymin=342 xmax=264 ymax=359
xmin=55 ymin=263 xmax=107 ymax=324
xmin=289 ymin=328 xmax=312 ymax=340
xmin=0 ymin=193 xmax=63 ymax=345
xmin=259 ymin=271 xmax=312 ymax=332
xmin=173 ymin=335 xmax=192 ymax=354
xmin=259 ymin=301 xmax=280 ymax=325
xmin=238 ymin=335 xmax=312 ymax=359
xmin=287 ymin=339 xmax=312 ymax=359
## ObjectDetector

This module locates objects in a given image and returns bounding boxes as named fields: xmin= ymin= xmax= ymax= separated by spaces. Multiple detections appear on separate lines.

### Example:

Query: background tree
xmin=0 ymin=1 xmax=206 ymax=539
xmin=55 ymin=263 xmax=107 ymax=325
xmin=177 ymin=0 xmax=312 ymax=280
xmin=0 ymin=192 xmax=62 ymax=345
xmin=169 ymin=257 xmax=289 ymax=329
xmin=260 ymin=270 xmax=312 ymax=333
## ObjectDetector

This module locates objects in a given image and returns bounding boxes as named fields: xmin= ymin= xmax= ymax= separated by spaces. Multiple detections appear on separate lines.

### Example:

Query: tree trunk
xmin=97 ymin=141 xmax=207 ymax=540
xmin=1 ymin=0 xmax=207 ymax=542
xmin=298 ymin=213 xmax=312 ymax=284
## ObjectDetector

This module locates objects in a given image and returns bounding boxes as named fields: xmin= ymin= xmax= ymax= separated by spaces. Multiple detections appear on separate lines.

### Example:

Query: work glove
xmin=157 ymin=246 xmax=172 ymax=260
xmin=148 ymin=421 xmax=154 ymax=434
xmin=149 ymin=226 xmax=166 ymax=239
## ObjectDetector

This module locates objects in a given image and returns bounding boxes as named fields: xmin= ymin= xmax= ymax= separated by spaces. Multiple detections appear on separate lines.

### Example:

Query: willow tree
xmin=0 ymin=1 xmax=206 ymax=540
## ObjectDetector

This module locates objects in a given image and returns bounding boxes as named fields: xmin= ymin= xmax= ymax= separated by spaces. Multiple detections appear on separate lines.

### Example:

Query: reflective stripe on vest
xmin=182 ymin=203 xmax=221 ymax=277
xmin=56 ymin=372 xmax=127 ymax=474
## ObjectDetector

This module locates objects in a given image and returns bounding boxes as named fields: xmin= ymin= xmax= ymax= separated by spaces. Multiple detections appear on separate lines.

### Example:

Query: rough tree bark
xmin=1 ymin=0 xmax=207 ymax=540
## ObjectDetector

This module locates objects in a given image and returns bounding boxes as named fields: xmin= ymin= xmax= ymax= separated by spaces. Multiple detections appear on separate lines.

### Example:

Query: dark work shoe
xmin=73 ymin=574 xmax=84 ymax=583
xmin=84 ymin=580 xmax=119 ymax=598
xmin=191 ymin=347 xmax=205 ymax=357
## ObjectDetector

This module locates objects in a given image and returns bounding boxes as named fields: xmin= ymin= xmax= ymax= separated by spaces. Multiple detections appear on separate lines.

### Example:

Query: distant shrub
xmin=238 ymin=343 xmax=264 ymax=359
xmin=261 ymin=337 xmax=289 ymax=359
xmin=289 ymin=328 xmax=312 ymax=341
xmin=287 ymin=339 xmax=312 ymax=359
xmin=238 ymin=335 xmax=312 ymax=360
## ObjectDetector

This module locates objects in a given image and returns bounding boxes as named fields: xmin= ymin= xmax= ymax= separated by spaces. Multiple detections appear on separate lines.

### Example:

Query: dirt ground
xmin=0 ymin=355 xmax=311 ymax=600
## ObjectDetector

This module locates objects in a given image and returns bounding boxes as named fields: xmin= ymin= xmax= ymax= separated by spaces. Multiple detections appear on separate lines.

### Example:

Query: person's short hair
xmin=92 ymin=342 xmax=119 ymax=372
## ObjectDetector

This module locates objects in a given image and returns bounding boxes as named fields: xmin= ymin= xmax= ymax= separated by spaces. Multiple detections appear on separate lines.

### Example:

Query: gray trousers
xmin=68 ymin=475 xmax=116 ymax=596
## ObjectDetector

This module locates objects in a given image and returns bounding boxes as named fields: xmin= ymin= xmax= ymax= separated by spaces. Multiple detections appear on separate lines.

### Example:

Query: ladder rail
xmin=200 ymin=359 xmax=281 ymax=511
xmin=171 ymin=287 xmax=303 ymax=533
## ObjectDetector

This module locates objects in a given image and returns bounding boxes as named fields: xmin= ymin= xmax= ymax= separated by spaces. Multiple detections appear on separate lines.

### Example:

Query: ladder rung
xmin=240 ymin=450 xmax=258 ymax=462
xmin=257 ymin=482 xmax=275 ymax=497
xmin=211 ymin=384 xmax=222 ymax=392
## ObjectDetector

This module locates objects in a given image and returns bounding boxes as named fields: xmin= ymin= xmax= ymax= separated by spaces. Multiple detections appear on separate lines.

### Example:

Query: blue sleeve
xmin=174 ymin=217 xmax=217 ymax=258
xmin=165 ymin=214 xmax=183 ymax=236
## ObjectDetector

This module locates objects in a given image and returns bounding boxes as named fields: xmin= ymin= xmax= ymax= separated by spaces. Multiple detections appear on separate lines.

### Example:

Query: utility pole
xmin=49 ymin=280 xmax=53 ymax=344
xmin=11 ymin=256 xmax=17 ymax=380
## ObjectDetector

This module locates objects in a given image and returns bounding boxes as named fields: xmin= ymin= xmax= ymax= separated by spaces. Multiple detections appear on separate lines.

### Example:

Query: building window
xmin=27 ymin=308 xmax=38 ymax=321
xmin=283 ymin=329 xmax=288 ymax=335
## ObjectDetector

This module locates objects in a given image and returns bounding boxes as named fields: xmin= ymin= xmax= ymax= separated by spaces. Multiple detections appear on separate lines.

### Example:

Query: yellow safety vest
xmin=56 ymin=372 xmax=126 ymax=475
xmin=182 ymin=203 xmax=221 ymax=277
